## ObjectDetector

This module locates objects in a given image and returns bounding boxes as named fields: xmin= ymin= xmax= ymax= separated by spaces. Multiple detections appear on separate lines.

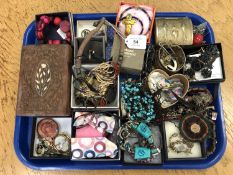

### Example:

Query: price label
xmin=57 ymin=28 xmax=67 ymax=39
xmin=125 ymin=35 xmax=147 ymax=50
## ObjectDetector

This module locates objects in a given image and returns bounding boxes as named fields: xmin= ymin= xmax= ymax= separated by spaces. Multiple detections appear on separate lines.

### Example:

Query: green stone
xmin=134 ymin=147 xmax=151 ymax=160
xmin=136 ymin=123 xmax=151 ymax=139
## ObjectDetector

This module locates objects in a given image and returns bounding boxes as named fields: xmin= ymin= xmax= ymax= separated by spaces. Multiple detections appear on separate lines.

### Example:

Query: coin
xmin=37 ymin=118 xmax=59 ymax=139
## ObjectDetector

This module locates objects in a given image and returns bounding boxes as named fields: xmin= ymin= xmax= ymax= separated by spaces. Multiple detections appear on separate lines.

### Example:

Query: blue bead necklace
xmin=121 ymin=80 xmax=156 ymax=123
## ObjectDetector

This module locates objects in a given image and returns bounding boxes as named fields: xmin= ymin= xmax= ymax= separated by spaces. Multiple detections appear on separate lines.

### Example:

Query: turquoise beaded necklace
xmin=121 ymin=80 xmax=156 ymax=123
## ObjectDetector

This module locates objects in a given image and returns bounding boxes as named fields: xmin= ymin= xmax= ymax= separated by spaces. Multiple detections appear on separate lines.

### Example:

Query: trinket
xmin=165 ymin=121 xmax=203 ymax=159
xmin=116 ymin=2 xmax=155 ymax=42
xmin=193 ymin=22 xmax=207 ymax=45
xmin=123 ymin=125 xmax=162 ymax=164
xmin=147 ymin=69 xmax=189 ymax=108
xmin=35 ymin=13 xmax=72 ymax=44
xmin=157 ymin=44 xmax=186 ymax=74
xmin=122 ymin=14 xmax=137 ymax=36
xmin=37 ymin=118 xmax=59 ymax=139
xmin=117 ymin=121 xmax=160 ymax=161
xmin=121 ymin=80 xmax=155 ymax=123
xmin=60 ymin=20 xmax=70 ymax=33
xmin=53 ymin=17 xmax=62 ymax=25
xmin=179 ymin=115 xmax=209 ymax=142
xmin=155 ymin=18 xmax=193 ymax=45
xmin=168 ymin=133 xmax=194 ymax=154
xmin=54 ymin=134 xmax=70 ymax=152
xmin=73 ymin=18 xmax=124 ymax=107
xmin=184 ymin=44 xmax=223 ymax=81
xmin=35 ymin=133 xmax=71 ymax=157
xmin=179 ymin=114 xmax=217 ymax=156
xmin=155 ymin=88 xmax=215 ymax=122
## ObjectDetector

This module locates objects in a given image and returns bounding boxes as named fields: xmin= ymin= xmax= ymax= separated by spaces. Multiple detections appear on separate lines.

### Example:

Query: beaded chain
xmin=121 ymin=80 xmax=155 ymax=123
xmin=74 ymin=62 xmax=118 ymax=106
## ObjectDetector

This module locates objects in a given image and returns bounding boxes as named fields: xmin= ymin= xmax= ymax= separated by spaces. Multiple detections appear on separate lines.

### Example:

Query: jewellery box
xmin=163 ymin=120 xmax=207 ymax=161
xmin=16 ymin=44 xmax=72 ymax=116
xmin=35 ymin=12 xmax=75 ymax=46
xmin=75 ymin=36 xmax=106 ymax=64
xmin=182 ymin=43 xmax=225 ymax=83
xmin=14 ymin=13 xmax=226 ymax=170
xmin=30 ymin=117 xmax=72 ymax=159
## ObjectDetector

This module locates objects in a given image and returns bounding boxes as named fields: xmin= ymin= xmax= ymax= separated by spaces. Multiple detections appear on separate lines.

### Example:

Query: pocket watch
xmin=54 ymin=133 xmax=70 ymax=152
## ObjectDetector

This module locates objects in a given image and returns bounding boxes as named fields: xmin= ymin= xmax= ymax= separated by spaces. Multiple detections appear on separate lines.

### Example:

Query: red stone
xmin=52 ymin=40 xmax=61 ymax=44
xmin=36 ymin=20 xmax=45 ymax=31
xmin=193 ymin=33 xmax=204 ymax=45
xmin=66 ymin=37 xmax=71 ymax=43
xmin=43 ymin=16 xmax=50 ymax=24
xmin=53 ymin=17 xmax=62 ymax=26
xmin=36 ymin=31 xmax=43 ymax=39
xmin=60 ymin=20 xmax=70 ymax=33
xmin=48 ymin=40 xmax=53 ymax=44
xmin=40 ymin=15 xmax=46 ymax=20
xmin=66 ymin=32 xmax=71 ymax=38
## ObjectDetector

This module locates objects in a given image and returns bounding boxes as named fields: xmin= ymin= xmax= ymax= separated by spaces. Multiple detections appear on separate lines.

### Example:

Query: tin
xmin=155 ymin=18 xmax=193 ymax=45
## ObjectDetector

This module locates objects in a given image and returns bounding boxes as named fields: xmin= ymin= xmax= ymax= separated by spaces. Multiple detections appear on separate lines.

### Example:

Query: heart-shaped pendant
xmin=147 ymin=69 xmax=189 ymax=108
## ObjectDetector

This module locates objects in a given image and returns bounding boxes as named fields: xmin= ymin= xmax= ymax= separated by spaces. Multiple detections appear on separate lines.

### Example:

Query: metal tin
xmin=155 ymin=18 xmax=193 ymax=45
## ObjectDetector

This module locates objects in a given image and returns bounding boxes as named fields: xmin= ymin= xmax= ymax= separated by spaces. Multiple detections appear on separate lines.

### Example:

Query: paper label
xmin=125 ymin=35 xmax=147 ymax=50
xmin=57 ymin=28 xmax=67 ymax=39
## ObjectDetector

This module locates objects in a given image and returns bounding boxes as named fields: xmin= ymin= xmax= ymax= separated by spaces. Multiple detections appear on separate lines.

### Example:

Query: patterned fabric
xmin=71 ymin=137 xmax=118 ymax=159
xmin=75 ymin=125 xmax=103 ymax=138
xmin=73 ymin=112 xmax=116 ymax=134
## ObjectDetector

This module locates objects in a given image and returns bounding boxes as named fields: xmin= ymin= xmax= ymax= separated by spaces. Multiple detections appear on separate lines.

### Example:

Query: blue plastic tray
xmin=14 ymin=12 xmax=226 ymax=170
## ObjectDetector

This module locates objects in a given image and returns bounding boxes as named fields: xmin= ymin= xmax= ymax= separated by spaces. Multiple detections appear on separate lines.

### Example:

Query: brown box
xmin=16 ymin=44 xmax=72 ymax=116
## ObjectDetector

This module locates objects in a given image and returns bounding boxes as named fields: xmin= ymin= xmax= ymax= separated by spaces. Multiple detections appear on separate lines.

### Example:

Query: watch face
xmin=54 ymin=135 xmax=70 ymax=152
xmin=37 ymin=118 xmax=59 ymax=139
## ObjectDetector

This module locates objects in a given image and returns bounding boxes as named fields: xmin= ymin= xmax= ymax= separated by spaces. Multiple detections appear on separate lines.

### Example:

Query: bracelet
xmin=168 ymin=133 xmax=194 ymax=154
xmin=117 ymin=121 xmax=160 ymax=161
xmin=36 ymin=133 xmax=70 ymax=156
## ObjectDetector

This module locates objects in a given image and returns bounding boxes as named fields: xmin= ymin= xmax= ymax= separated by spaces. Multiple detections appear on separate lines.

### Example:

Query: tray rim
xmin=14 ymin=12 xmax=227 ymax=170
